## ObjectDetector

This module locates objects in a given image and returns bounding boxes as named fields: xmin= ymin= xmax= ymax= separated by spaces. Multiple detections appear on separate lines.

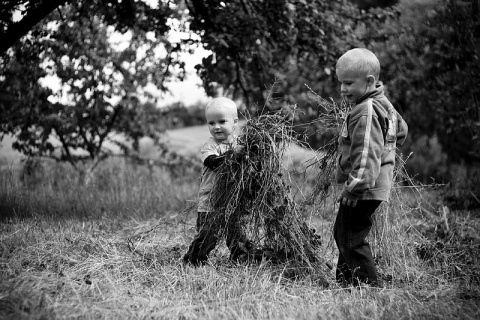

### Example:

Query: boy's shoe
xmin=336 ymin=276 xmax=384 ymax=289
xmin=229 ymin=240 xmax=253 ymax=263
xmin=380 ymin=273 xmax=393 ymax=283
xmin=182 ymin=253 xmax=207 ymax=267
xmin=229 ymin=252 xmax=248 ymax=264
xmin=376 ymin=273 xmax=393 ymax=287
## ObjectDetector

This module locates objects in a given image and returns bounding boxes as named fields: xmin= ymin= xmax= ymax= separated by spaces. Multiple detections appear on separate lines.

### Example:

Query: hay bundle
xmin=304 ymin=92 xmax=350 ymax=205
xmin=204 ymin=110 xmax=327 ymax=277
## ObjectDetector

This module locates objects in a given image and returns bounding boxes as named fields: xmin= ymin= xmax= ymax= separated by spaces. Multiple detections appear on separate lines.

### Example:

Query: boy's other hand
xmin=234 ymin=145 xmax=245 ymax=153
xmin=337 ymin=195 xmax=357 ymax=207
xmin=233 ymin=145 xmax=247 ymax=160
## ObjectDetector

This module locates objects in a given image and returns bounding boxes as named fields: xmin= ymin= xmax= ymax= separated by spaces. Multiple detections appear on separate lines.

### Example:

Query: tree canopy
xmin=0 ymin=0 xmax=183 ymax=182
xmin=1 ymin=0 xmax=478 ymax=181
xmin=367 ymin=0 xmax=480 ymax=164
xmin=0 ymin=0 xmax=177 ymax=54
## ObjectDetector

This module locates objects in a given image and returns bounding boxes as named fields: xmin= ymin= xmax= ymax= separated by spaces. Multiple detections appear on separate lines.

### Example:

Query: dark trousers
xmin=183 ymin=211 xmax=248 ymax=266
xmin=333 ymin=200 xmax=381 ymax=286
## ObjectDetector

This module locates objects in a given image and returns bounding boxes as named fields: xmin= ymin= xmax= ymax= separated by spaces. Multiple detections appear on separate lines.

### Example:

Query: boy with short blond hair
xmin=334 ymin=48 xmax=408 ymax=286
xmin=183 ymin=97 xmax=248 ymax=266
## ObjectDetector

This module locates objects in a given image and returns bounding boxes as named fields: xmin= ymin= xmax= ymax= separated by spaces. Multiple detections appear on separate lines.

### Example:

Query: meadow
xmin=0 ymin=125 xmax=479 ymax=320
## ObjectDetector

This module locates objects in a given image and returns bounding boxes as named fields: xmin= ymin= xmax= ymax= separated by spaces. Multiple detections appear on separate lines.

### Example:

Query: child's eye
xmin=219 ymin=120 xmax=226 ymax=124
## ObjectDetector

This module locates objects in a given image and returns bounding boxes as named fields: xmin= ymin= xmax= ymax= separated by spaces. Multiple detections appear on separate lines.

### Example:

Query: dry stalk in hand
xmin=304 ymin=88 xmax=350 ymax=205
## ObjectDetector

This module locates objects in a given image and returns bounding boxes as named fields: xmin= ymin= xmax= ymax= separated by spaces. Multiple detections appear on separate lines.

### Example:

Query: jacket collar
xmin=356 ymin=84 xmax=385 ymax=105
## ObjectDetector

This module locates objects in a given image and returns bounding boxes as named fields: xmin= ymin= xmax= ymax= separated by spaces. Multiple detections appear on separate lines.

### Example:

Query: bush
xmin=162 ymin=101 xmax=206 ymax=129
xmin=442 ymin=164 xmax=480 ymax=210
xmin=404 ymin=133 xmax=480 ymax=210
xmin=405 ymin=134 xmax=448 ymax=184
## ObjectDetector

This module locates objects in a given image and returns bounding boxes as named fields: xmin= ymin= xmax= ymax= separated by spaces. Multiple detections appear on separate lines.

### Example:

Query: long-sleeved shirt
xmin=197 ymin=136 xmax=237 ymax=212
xmin=336 ymin=84 xmax=408 ymax=202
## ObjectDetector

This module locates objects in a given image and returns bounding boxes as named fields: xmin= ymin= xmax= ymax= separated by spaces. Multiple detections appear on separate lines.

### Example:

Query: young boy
xmin=333 ymin=48 xmax=408 ymax=287
xmin=183 ymin=97 xmax=248 ymax=266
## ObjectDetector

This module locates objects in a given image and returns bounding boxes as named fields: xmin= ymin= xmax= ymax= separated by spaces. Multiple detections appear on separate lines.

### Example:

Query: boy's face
xmin=336 ymin=69 xmax=371 ymax=104
xmin=206 ymin=107 xmax=237 ymax=143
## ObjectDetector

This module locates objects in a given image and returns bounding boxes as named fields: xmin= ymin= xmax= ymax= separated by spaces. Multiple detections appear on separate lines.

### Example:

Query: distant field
xmin=0 ymin=127 xmax=212 ymax=168
xmin=0 ymin=135 xmax=22 ymax=168
xmin=1 ymin=124 xmax=320 ymax=169
xmin=165 ymin=123 xmax=320 ymax=166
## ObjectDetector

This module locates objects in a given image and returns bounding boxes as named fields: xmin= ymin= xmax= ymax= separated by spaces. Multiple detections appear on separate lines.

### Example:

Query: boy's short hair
xmin=336 ymin=48 xmax=380 ymax=79
xmin=205 ymin=97 xmax=238 ymax=119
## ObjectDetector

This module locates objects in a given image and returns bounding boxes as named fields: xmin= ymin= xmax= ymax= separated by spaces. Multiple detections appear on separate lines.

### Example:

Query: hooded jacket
xmin=336 ymin=84 xmax=408 ymax=202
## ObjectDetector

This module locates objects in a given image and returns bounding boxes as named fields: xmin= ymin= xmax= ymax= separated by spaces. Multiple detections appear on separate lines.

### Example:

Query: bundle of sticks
xmin=205 ymin=109 xmax=336 ymax=283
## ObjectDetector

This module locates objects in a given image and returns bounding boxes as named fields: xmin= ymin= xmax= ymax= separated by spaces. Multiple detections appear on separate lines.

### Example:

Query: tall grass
xmin=0 ymin=157 xmax=200 ymax=221
xmin=1 ymin=147 xmax=479 ymax=318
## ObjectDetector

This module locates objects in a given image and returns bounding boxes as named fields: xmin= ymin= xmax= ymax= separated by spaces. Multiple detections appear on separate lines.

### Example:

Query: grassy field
xmin=1 ymin=128 xmax=479 ymax=319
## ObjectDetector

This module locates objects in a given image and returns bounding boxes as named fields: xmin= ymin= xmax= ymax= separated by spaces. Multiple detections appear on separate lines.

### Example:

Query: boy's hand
xmin=234 ymin=145 xmax=245 ymax=154
xmin=337 ymin=195 xmax=357 ymax=207
xmin=233 ymin=145 xmax=248 ymax=160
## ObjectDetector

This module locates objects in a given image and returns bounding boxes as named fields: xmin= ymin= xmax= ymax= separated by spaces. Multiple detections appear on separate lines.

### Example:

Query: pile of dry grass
xmin=201 ymin=105 xmax=337 ymax=284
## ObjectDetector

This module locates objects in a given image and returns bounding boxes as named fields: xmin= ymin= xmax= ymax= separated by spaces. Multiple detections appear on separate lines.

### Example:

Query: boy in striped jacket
xmin=334 ymin=48 xmax=408 ymax=287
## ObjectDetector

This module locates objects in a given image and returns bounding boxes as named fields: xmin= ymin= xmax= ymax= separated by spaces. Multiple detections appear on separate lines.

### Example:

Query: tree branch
xmin=235 ymin=59 xmax=250 ymax=107
xmin=76 ymin=116 xmax=91 ymax=157
xmin=0 ymin=0 xmax=71 ymax=55
xmin=56 ymin=130 xmax=79 ymax=172
xmin=97 ymin=104 xmax=122 ymax=155
xmin=240 ymin=0 xmax=252 ymax=16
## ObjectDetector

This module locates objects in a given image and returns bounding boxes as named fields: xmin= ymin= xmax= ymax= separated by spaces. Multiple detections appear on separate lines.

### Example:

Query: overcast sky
xmin=158 ymin=45 xmax=209 ymax=107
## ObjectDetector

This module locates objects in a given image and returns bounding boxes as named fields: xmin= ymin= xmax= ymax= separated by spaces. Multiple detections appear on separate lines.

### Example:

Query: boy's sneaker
xmin=229 ymin=252 xmax=248 ymax=264
xmin=229 ymin=240 xmax=253 ymax=263
xmin=182 ymin=253 xmax=207 ymax=267
xmin=376 ymin=273 xmax=394 ymax=287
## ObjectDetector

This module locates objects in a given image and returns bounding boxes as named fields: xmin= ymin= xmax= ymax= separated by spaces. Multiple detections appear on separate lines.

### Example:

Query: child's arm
xmin=396 ymin=113 xmax=408 ymax=146
xmin=203 ymin=154 xmax=227 ymax=170
xmin=202 ymin=145 xmax=245 ymax=171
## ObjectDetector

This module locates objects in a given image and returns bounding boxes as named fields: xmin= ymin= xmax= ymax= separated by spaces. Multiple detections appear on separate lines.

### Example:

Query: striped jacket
xmin=336 ymin=84 xmax=408 ymax=202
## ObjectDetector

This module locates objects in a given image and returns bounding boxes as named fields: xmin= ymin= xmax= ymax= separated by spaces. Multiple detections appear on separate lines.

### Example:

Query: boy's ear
xmin=366 ymin=75 xmax=376 ymax=86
